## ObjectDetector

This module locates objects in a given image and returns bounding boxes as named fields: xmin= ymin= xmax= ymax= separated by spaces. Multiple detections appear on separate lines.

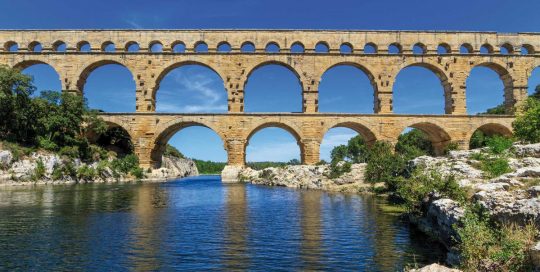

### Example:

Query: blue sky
xmin=9 ymin=0 xmax=540 ymax=162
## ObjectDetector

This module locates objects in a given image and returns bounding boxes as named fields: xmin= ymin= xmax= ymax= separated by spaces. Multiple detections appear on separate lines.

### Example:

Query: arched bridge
xmin=0 ymin=29 xmax=537 ymax=168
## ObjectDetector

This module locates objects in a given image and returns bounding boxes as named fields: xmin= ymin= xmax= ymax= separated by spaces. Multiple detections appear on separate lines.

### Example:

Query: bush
xmin=513 ymin=97 xmax=540 ymax=143
xmin=51 ymin=160 xmax=77 ymax=180
xmin=31 ymin=159 xmax=46 ymax=181
xmin=77 ymin=165 xmax=97 ymax=180
xmin=365 ymin=141 xmax=406 ymax=187
xmin=110 ymin=154 xmax=144 ymax=179
xmin=443 ymin=141 xmax=459 ymax=155
xmin=481 ymin=157 xmax=512 ymax=178
xmin=392 ymin=169 xmax=466 ymax=213
xmin=485 ymin=135 xmax=513 ymax=154
xmin=457 ymin=206 xmax=537 ymax=271
xmin=164 ymin=144 xmax=184 ymax=158
xmin=395 ymin=129 xmax=433 ymax=156
xmin=37 ymin=136 xmax=58 ymax=151
xmin=59 ymin=146 xmax=79 ymax=158
xmin=326 ymin=161 xmax=352 ymax=179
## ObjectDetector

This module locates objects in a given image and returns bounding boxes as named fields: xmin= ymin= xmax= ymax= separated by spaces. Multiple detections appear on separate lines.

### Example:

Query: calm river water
xmin=0 ymin=176 xmax=444 ymax=271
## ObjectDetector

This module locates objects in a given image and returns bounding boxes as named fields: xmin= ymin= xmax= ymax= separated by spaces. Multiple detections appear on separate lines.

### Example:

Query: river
xmin=0 ymin=175 xmax=444 ymax=271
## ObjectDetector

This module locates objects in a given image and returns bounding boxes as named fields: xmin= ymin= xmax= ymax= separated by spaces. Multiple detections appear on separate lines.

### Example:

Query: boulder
xmin=415 ymin=198 xmax=464 ymax=248
xmin=409 ymin=263 xmax=461 ymax=272
xmin=513 ymin=143 xmax=540 ymax=158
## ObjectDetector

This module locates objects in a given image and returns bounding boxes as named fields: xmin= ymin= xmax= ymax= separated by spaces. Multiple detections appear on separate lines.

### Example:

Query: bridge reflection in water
xmin=0 ymin=176 xmax=445 ymax=270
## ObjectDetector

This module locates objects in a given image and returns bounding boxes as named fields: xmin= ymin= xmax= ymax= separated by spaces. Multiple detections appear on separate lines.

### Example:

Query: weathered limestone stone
xmin=1 ymin=29 xmax=531 ymax=170
xmin=409 ymin=263 xmax=462 ymax=272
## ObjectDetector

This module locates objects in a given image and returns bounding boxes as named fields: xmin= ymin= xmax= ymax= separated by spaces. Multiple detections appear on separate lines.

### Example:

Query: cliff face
xmin=0 ymin=150 xmax=198 ymax=185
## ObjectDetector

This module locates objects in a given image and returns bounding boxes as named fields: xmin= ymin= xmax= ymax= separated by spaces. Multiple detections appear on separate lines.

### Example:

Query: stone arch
xmin=52 ymin=40 xmax=66 ymax=52
xmin=500 ymin=43 xmax=515 ymax=55
xmin=412 ymin=42 xmax=427 ymax=54
xmin=290 ymin=41 xmax=305 ymax=53
xmin=265 ymin=41 xmax=280 ymax=53
xmin=243 ymin=60 xmax=304 ymax=90
xmin=101 ymin=41 xmax=115 ymax=52
xmin=12 ymin=59 xmax=60 ymax=73
xmin=394 ymin=61 xmax=453 ymax=114
xmin=171 ymin=41 xmax=186 ymax=52
xmin=480 ymin=43 xmax=494 ymax=54
xmin=4 ymin=41 xmax=17 ymax=51
xmin=388 ymin=42 xmax=402 ymax=54
xmin=77 ymin=59 xmax=136 ymax=93
xmin=153 ymin=60 xmax=226 ymax=101
xmin=149 ymin=40 xmax=163 ymax=52
xmin=241 ymin=41 xmax=256 ymax=52
xmin=315 ymin=41 xmax=330 ymax=53
xmin=194 ymin=41 xmax=208 ymax=52
xmin=468 ymin=61 xmax=515 ymax=112
xmin=364 ymin=42 xmax=378 ymax=53
xmin=28 ymin=41 xmax=42 ymax=52
xmin=92 ymin=120 xmax=135 ymax=156
xmin=460 ymin=43 xmax=474 ymax=54
xmin=151 ymin=120 xmax=226 ymax=167
xmin=321 ymin=121 xmax=377 ymax=145
xmin=77 ymin=41 xmax=91 ymax=52
xmin=125 ymin=41 xmax=139 ymax=51
xmin=398 ymin=122 xmax=452 ymax=155
xmin=318 ymin=61 xmax=378 ymax=112
xmin=437 ymin=43 xmax=452 ymax=54
xmin=340 ymin=42 xmax=353 ymax=54
xmin=245 ymin=121 xmax=304 ymax=164
xmin=522 ymin=44 xmax=535 ymax=55
xmin=472 ymin=122 xmax=513 ymax=138
xmin=217 ymin=41 xmax=231 ymax=53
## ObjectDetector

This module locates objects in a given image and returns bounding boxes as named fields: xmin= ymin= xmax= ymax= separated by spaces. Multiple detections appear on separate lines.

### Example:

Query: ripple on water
xmin=0 ymin=176 xmax=444 ymax=271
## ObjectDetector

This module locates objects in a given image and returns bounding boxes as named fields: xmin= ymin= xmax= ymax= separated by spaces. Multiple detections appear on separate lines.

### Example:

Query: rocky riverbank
xmin=409 ymin=143 xmax=540 ymax=268
xmin=0 ymin=149 xmax=198 ymax=185
xmin=222 ymin=162 xmax=369 ymax=192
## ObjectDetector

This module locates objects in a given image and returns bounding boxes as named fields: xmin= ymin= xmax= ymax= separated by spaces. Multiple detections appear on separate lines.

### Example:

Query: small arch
xmin=217 ymin=41 xmax=231 ymax=53
xmin=500 ymin=43 xmax=514 ymax=55
xmin=4 ymin=41 xmax=18 ymax=52
xmin=195 ymin=41 xmax=208 ymax=53
xmin=460 ymin=43 xmax=474 ymax=54
xmin=149 ymin=41 xmax=163 ymax=53
xmin=18 ymin=61 xmax=62 ymax=96
xmin=480 ymin=44 xmax=494 ymax=54
xmin=364 ymin=43 xmax=377 ymax=54
xmin=77 ymin=60 xmax=134 ymax=93
xmin=101 ymin=41 xmax=115 ymax=52
xmin=469 ymin=123 xmax=513 ymax=149
xmin=412 ymin=43 xmax=427 ymax=55
xmin=340 ymin=43 xmax=353 ymax=54
xmin=388 ymin=43 xmax=402 ymax=54
xmin=241 ymin=41 xmax=256 ymax=53
xmin=315 ymin=42 xmax=329 ymax=53
xmin=52 ymin=40 xmax=67 ymax=52
xmin=28 ymin=41 xmax=42 ymax=52
xmin=290 ymin=42 xmax=305 ymax=53
xmin=521 ymin=44 xmax=535 ymax=55
xmin=437 ymin=43 xmax=451 ymax=54
xmin=125 ymin=41 xmax=140 ymax=52
xmin=265 ymin=42 xmax=280 ymax=53
xmin=402 ymin=122 xmax=452 ymax=156
xmin=77 ymin=41 xmax=91 ymax=52
xmin=171 ymin=41 xmax=186 ymax=53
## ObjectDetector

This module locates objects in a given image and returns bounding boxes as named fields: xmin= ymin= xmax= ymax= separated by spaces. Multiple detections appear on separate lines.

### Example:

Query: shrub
xmin=326 ymin=161 xmax=352 ymax=179
xmin=485 ymin=135 xmax=513 ymax=155
xmin=481 ymin=157 xmax=511 ymax=178
xmin=395 ymin=128 xmax=433 ymax=156
xmin=513 ymin=97 xmax=540 ymax=143
xmin=31 ymin=159 xmax=46 ymax=181
xmin=365 ymin=141 xmax=406 ymax=187
xmin=164 ymin=144 xmax=184 ymax=158
xmin=457 ymin=206 xmax=537 ymax=271
xmin=443 ymin=141 xmax=460 ymax=155
xmin=393 ymin=169 xmax=466 ymax=213
xmin=77 ymin=165 xmax=97 ymax=180
xmin=37 ymin=136 xmax=58 ymax=151
xmin=59 ymin=146 xmax=79 ymax=158
xmin=109 ymin=154 xmax=144 ymax=179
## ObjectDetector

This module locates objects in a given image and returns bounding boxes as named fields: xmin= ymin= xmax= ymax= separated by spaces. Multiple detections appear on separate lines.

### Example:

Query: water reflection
xmin=0 ymin=177 xmax=444 ymax=270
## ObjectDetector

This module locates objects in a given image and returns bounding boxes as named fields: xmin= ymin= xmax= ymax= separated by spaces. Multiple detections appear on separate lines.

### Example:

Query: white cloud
xmin=156 ymin=71 xmax=227 ymax=113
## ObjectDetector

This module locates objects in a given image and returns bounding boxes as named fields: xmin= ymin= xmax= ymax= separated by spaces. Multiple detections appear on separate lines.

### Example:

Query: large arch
xmin=14 ymin=61 xmax=62 ymax=95
xmin=318 ymin=62 xmax=377 ymax=113
xmin=320 ymin=121 xmax=377 ymax=145
xmin=397 ymin=122 xmax=452 ymax=156
xmin=467 ymin=62 xmax=514 ymax=113
xmin=243 ymin=61 xmax=303 ymax=112
xmin=151 ymin=121 xmax=226 ymax=168
xmin=153 ymin=61 xmax=226 ymax=102
xmin=245 ymin=122 xmax=303 ymax=164
xmin=393 ymin=62 xmax=451 ymax=114
xmin=468 ymin=122 xmax=513 ymax=149
xmin=319 ymin=122 xmax=377 ymax=163
xmin=154 ymin=63 xmax=227 ymax=113
xmin=78 ymin=60 xmax=136 ymax=112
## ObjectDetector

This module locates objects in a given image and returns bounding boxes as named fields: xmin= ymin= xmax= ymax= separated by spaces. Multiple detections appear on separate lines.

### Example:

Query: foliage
xmin=77 ymin=164 xmax=97 ymax=180
xmin=51 ymin=160 xmax=77 ymax=180
xmin=164 ymin=144 xmax=184 ymax=158
xmin=483 ymin=104 xmax=507 ymax=115
xmin=481 ymin=157 xmax=512 ymax=178
xmin=31 ymin=159 xmax=46 ymax=181
xmin=364 ymin=141 xmax=407 ymax=187
xmin=395 ymin=129 xmax=434 ymax=157
xmin=456 ymin=205 xmax=537 ymax=272
xmin=330 ymin=135 xmax=369 ymax=163
xmin=326 ymin=161 xmax=352 ymax=179
xmin=194 ymin=159 xmax=226 ymax=174
xmin=96 ymin=126 xmax=133 ymax=156
xmin=110 ymin=154 xmax=144 ymax=179
xmin=392 ymin=169 xmax=466 ymax=213
xmin=485 ymin=135 xmax=513 ymax=154
xmin=443 ymin=141 xmax=459 ymax=155
xmin=513 ymin=97 xmax=540 ymax=143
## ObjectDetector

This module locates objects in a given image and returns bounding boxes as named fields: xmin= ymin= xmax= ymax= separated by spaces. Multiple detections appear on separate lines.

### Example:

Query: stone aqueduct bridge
xmin=0 ymin=29 xmax=539 ymax=168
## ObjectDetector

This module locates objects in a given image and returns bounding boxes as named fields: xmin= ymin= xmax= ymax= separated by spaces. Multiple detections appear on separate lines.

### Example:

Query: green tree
xmin=513 ymin=97 xmax=540 ymax=143
xmin=395 ymin=129 xmax=433 ymax=157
